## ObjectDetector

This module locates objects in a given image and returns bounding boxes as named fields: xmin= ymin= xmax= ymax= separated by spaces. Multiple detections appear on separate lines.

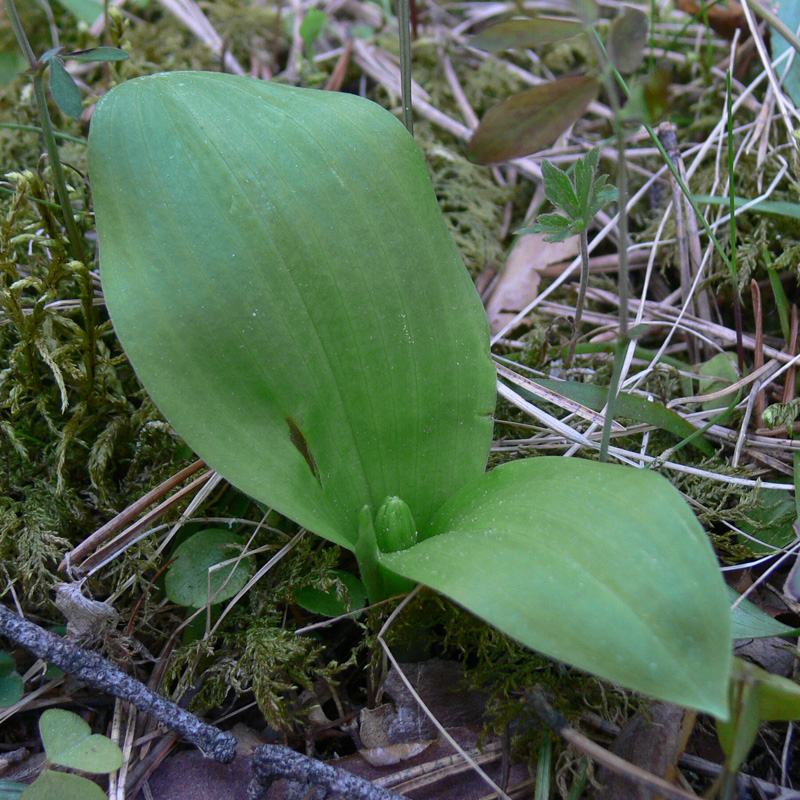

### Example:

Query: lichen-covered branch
xmin=0 ymin=604 xmax=236 ymax=763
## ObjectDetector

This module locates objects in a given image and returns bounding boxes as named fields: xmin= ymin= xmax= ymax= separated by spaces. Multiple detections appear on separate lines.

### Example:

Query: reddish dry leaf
xmin=470 ymin=16 xmax=583 ymax=53
xmin=608 ymin=7 xmax=648 ymax=74
xmin=468 ymin=75 xmax=600 ymax=163
xmin=675 ymin=0 xmax=748 ymax=42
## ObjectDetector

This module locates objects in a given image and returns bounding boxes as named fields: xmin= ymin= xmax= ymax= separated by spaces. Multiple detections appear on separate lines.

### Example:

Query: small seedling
xmin=88 ymin=71 xmax=732 ymax=718
xmin=7 ymin=709 xmax=123 ymax=800
xmin=299 ymin=9 xmax=327 ymax=64
xmin=517 ymin=147 xmax=617 ymax=365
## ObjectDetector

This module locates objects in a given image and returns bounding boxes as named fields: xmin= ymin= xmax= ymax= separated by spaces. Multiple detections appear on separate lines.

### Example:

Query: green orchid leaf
xmin=380 ymin=457 xmax=731 ymax=717
xmin=718 ymin=659 xmax=800 ymax=771
xmin=467 ymin=75 xmax=600 ymax=164
xmin=693 ymin=193 xmax=800 ymax=222
xmin=727 ymin=585 xmax=800 ymax=639
xmin=19 ymin=771 xmax=108 ymax=800
xmin=48 ymin=59 xmax=82 ymax=119
xmin=88 ymin=72 xmax=495 ymax=549
xmin=39 ymin=709 xmax=122 ymax=773
xmin=469 ymin=17 xmax=584 ymax=53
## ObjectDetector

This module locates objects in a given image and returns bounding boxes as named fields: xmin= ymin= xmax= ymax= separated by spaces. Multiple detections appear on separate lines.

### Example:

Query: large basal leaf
xmin=89 ymin=72 xmax=495 ymax=548
xmin=380 ymin=457 xmax=731 ymax=717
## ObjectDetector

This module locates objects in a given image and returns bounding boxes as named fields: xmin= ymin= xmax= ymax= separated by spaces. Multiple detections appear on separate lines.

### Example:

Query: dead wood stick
xmin=0 ymin=603 xmax=236 ymax=763
xmin=251 ymin=744 xmax=407 ymax=800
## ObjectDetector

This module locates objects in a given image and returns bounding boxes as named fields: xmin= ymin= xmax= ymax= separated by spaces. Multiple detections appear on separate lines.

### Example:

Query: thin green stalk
xmin=588 ymin=24 xmax=737 ymax=280
xmin=31 ymin=69 xmax=85 ymax=263
xmin=575 ymin=5 xmax=629 ymax=460
xmin=395 ymin=0 xmax=413 ymax=134
xmin=0 ymin=122 xmax=85 ymax=144
xmin=726 ymin=69 xmax=745 ymax=372
xmin=567 ymin=230 xmax=590 ymax=368
xmin=599 ymin=339 xmax=626 ymax=462
xmin=6 ymin=0 xmax=85 ymax=263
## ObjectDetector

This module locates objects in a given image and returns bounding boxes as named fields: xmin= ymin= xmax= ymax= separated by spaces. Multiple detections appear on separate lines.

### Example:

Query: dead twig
xmin=0 ymin=603 xmax=236 ymax=762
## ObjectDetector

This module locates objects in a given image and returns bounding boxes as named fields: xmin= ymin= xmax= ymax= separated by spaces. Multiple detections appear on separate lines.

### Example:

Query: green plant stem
xmin=577 ymin=5 xmax=629 ymax=458
xmin=6 ymin=0 xmax=85 ymax=263
xmin=599 ymin=339 xmax=626 ymax=462
xmin=31 ymin=69 xmax=85 ymax=263
xmin=726 ymin=69 xmax=744 ymax=373
xmin=0 ymin=122 xmax=85 ymax=144
xmin=567 ymin=229 xmax=590 ymax=368
xmin=395 ymin=0 xmax=413 ymax=134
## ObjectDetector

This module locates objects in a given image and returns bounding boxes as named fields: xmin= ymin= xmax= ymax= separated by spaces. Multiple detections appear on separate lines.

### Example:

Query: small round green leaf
xmin=39 ymin=709 xmax=122 ymax=773
xmin=19 ymin=770 xmax=108 ymax=800
xmin=165 ymin=529 xmax=252 ymax=608
xmin=295 ymin=570 xmax=367 ymax=617
xmin=0 ymin=651 xmax=23 ymax=706
xmin=48 ymin=59 xmax=83 ymax=119
xmin=0 ymin=672 xmax=23 ymax=707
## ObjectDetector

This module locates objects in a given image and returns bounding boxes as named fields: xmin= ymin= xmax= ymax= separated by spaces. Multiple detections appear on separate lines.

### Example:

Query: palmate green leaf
xmin=380 ymin=457 xmax=731 ymax=717
xmin=88 ymin=72 xmax=495 ymax=549
xmin=519 ymin=213 xmax=576 ymax=242
xmin=541 ymin=159 xmax=579 ymax=219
